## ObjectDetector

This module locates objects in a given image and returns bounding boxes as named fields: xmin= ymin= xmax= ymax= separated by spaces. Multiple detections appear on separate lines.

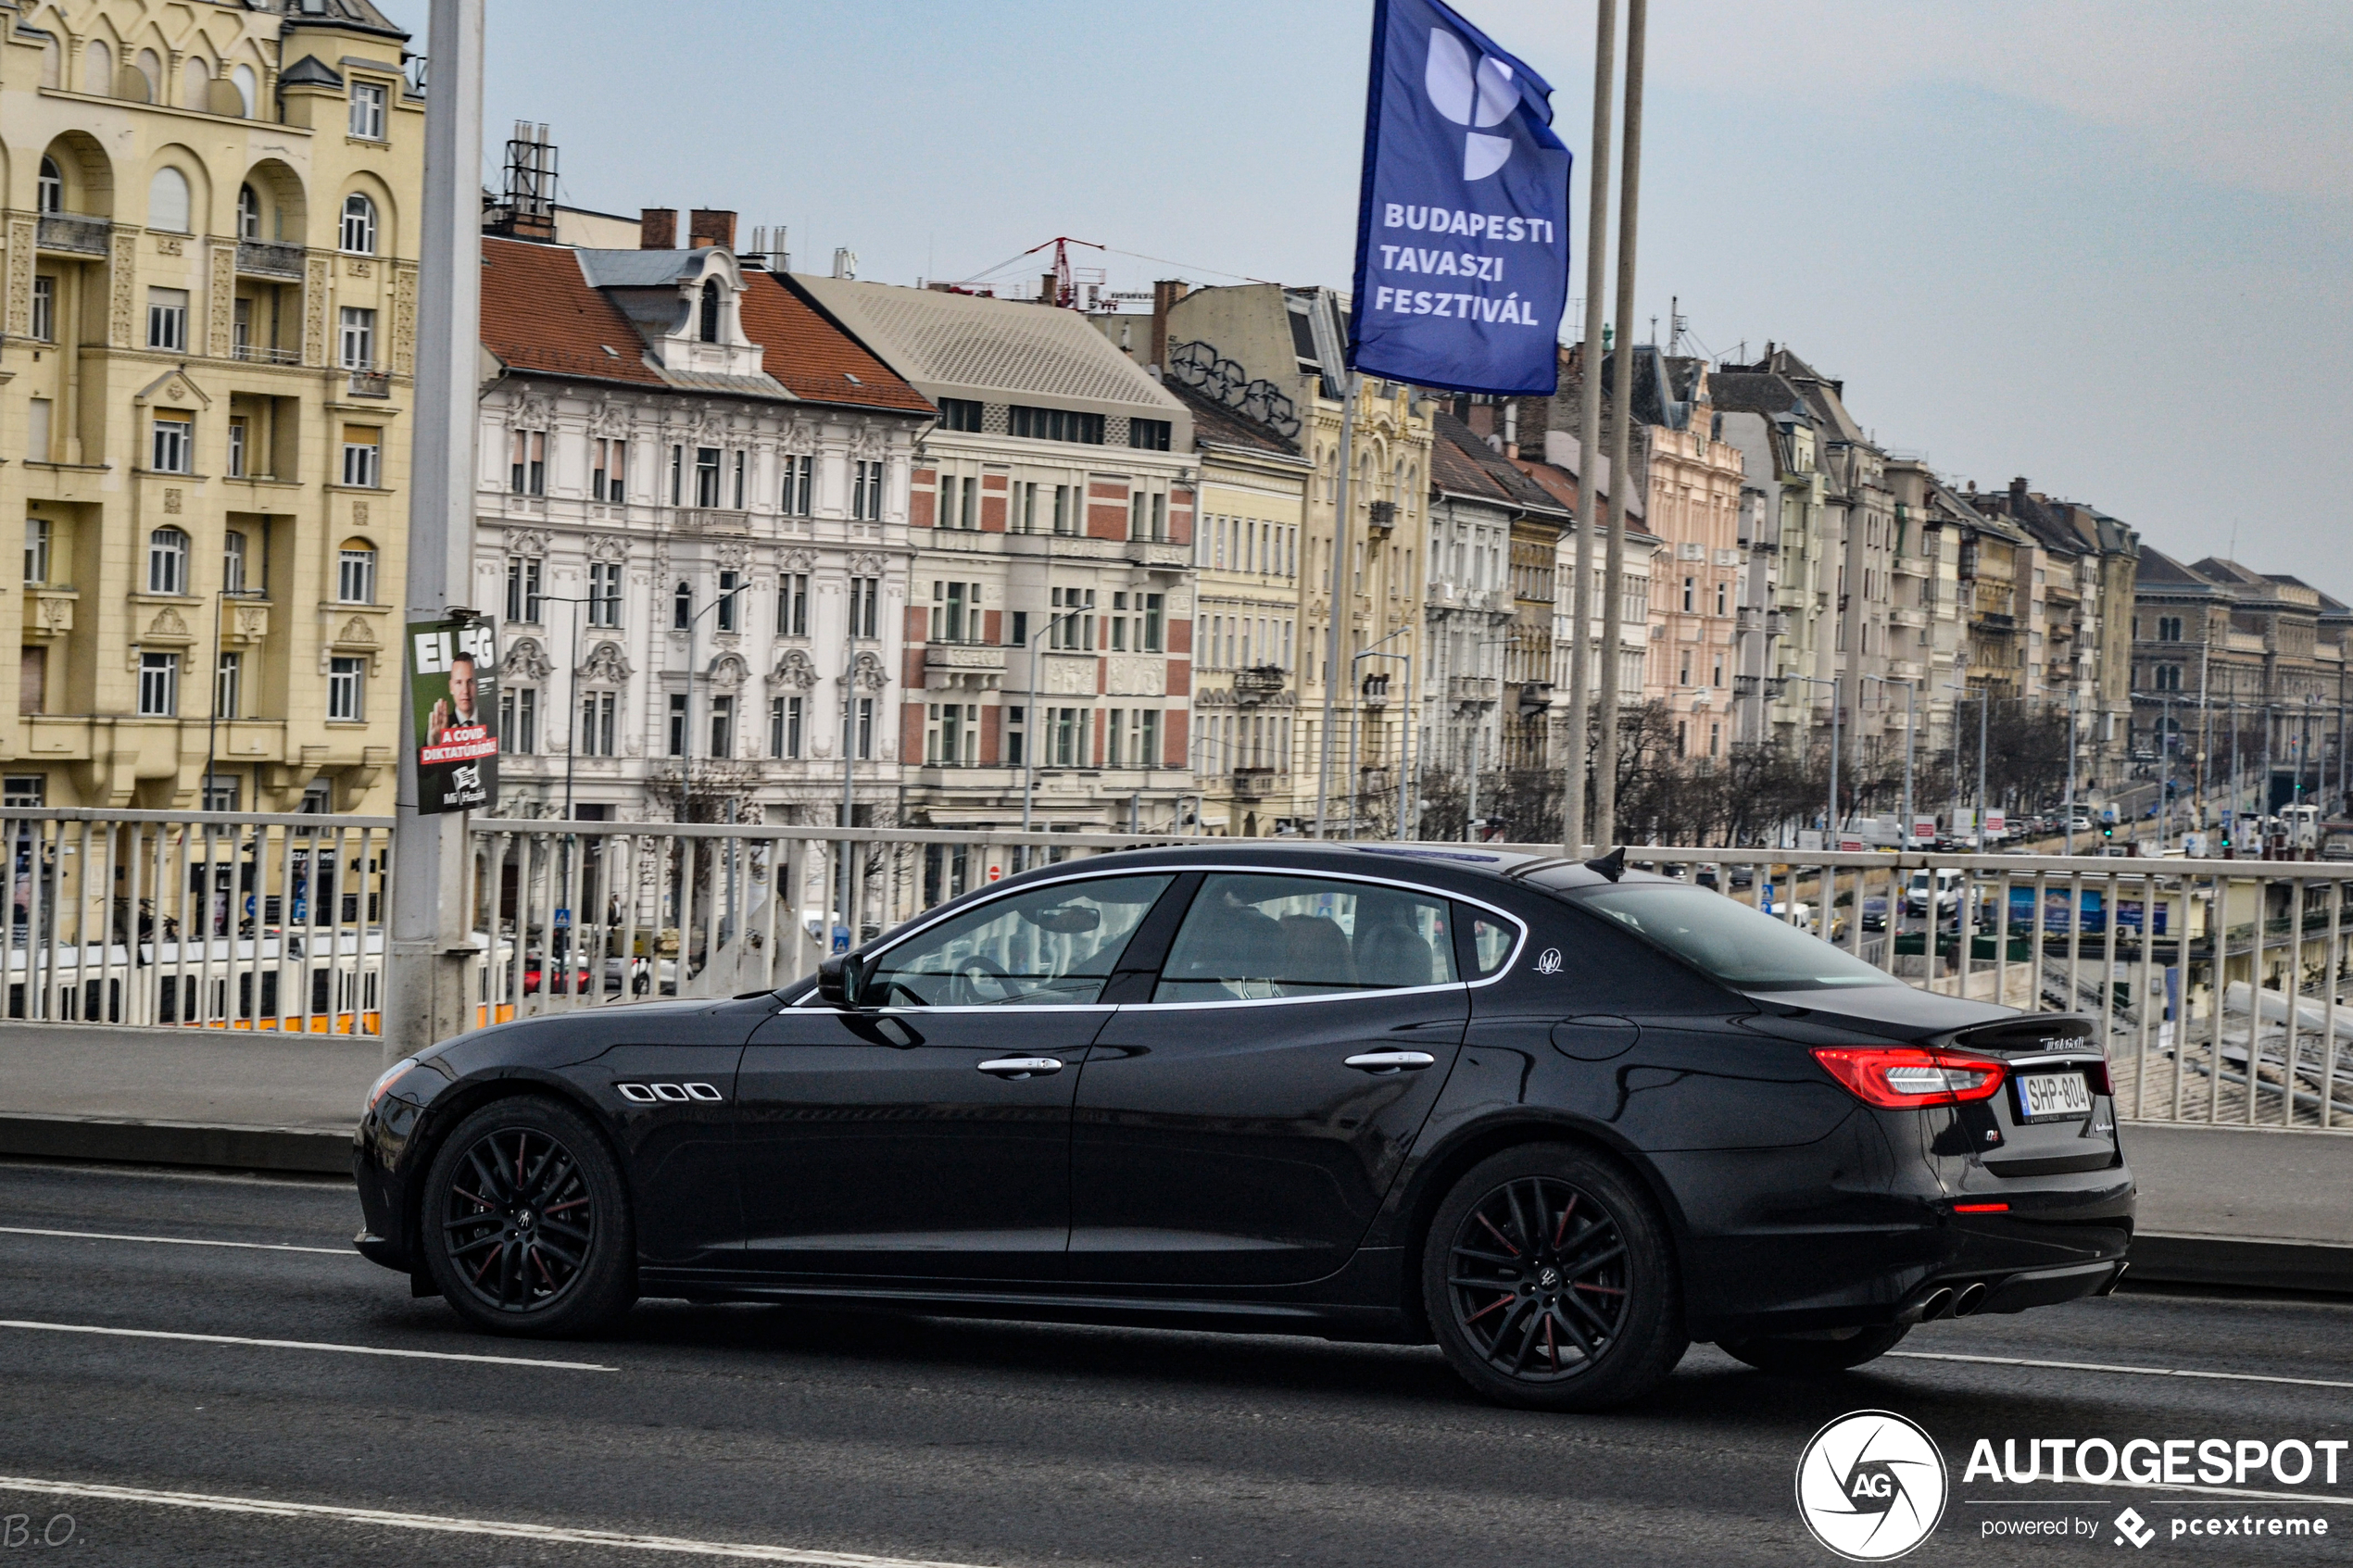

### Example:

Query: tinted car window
xmin=863 ymin=874 xmax=1174 ymax=1007
xmin=1154 ymin=873 xmax=1459 ymax=1001
xmin=1461 ymin=906 xmax=1516 ymax=977
xmin=1576 ymin=884 xmax=1900 ymax=991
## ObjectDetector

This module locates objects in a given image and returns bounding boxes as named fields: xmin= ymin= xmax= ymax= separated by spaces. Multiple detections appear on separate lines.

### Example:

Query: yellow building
xmin=4 ymin=0 xmax=421 ymax=811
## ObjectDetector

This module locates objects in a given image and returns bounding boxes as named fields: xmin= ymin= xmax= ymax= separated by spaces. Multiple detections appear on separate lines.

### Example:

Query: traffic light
xmin=2100 ymin=821 xmax=2114 ymax=842
xmin=2218 ymin=821 xmax=2233 ymax=851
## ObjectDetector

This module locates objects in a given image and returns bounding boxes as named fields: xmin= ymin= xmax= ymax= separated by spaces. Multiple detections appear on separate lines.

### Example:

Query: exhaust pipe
xmin=1911 ymin=1286 xmax=1955 ymax=1323
xmin=1952 ymin=1282 xmax=1989 ymax=1317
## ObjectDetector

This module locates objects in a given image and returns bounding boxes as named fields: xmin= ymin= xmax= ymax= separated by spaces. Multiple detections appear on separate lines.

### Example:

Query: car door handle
xmin=1343 ymin=1050 xmax=1437 ymax=1074
xmin=976 ymin=1057 xmax=1063 ymax=1079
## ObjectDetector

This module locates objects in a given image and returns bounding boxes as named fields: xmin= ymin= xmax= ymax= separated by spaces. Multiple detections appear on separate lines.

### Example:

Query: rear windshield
xmin=1574 ymin=884 xmax=1901 ymax=991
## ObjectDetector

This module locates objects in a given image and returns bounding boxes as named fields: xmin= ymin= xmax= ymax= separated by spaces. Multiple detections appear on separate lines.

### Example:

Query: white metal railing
xmin=0 ymin=809 xmax=390 ymax=1035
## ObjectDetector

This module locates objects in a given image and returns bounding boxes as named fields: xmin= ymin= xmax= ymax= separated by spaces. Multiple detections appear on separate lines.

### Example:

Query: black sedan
xmin=354 ymin=843 xmax=2133 ymax=1411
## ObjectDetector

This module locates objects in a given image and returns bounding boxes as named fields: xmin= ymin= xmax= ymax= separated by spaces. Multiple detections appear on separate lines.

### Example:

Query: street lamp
xmin=1345 ymin=624 xmax=1412 ymax=841
xmin=203 ymin=584 xmax=266 ymax=810
xmin=1019 ymin=607 xmax=1088 ymax=853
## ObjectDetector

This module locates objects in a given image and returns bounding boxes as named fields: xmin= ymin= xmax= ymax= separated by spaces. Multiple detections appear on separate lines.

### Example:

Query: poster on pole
xmin=1347 ymin=0 xmax=1574 ymax=395
xmin=408 ymin=616 xmax=499 ymax=815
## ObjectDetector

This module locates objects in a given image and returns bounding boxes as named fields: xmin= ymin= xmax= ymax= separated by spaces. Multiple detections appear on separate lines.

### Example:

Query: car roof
xmin=983 ymin=840 xmax=1636 ymax=899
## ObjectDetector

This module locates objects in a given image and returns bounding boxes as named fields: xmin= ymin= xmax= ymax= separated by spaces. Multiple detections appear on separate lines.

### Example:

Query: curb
xmin=0 ymin=1113 xmax=352 ymax=1176
xmin=2127 ymin=1232 xmax=2353 ymax=1296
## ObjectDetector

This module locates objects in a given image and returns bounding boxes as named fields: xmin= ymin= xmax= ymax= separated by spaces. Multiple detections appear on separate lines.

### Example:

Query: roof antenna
xmin=1585 ymin=846 xmax=1626 ymax=883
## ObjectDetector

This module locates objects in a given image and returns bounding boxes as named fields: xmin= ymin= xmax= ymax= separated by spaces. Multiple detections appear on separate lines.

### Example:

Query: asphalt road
xmin=2 ymin=1160 xmax=2349 ymax=1566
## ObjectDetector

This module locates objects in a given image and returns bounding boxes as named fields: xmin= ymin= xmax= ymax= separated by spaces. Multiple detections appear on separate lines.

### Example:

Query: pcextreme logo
xmin=1796 ymin=1411 xmax=1949 ymax=1562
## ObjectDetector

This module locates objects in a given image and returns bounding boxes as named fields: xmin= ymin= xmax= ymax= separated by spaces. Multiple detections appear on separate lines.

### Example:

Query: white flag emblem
xmin=1425 ymin=29 xmax=1516 ymax=180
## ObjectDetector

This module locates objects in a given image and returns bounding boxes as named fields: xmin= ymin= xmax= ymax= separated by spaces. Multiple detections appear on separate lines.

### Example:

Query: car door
xmin=735 ymin=872 xmax=1177 ymax=1282
xmin=1069 ymin=871 xmax=1475 ymax=1287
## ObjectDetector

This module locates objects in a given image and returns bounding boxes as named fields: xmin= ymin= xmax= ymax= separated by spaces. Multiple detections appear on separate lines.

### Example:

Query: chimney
xmin=1503 ymin=399 xmax=1519 ymax=460
xmin=1150 ymin=279 xmax=1189 ymax=371
xmin=688 ymin=208 xmax=736 ymax=250
xmin=2009 ymin=476 xmax=2030 ymax=511
xmin=639 ymin=207 xmax=677 ymax=250
xmin=1040 ymin=271 xmax=1060 ymax=306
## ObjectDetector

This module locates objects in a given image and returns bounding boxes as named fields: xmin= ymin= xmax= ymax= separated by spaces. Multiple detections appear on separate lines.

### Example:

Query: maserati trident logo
xmin=1534 ymin=947 xmax=1563 ymax=975
xmin=1795 ymin=1411 xmax=1947 ymax=1561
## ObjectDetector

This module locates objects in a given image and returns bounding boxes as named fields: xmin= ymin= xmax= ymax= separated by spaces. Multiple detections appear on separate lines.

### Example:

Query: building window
xmin=694 ymin=447 xmax=722 ymax=508
xmin=23 ymin=519 xmax=50 ymax=586
xmin=849 ymin=577 xmax=879 ymax=640
xmin=779 ymin=572 xmax=808 ymax=637
xmin=716 ymin=570 xmax=741 ymax=632
xmin=137 ymin=651 xmax=178 ymax=716
xmin=4 ymin=774 xmax=45 ymax=808
xmin=504 ymin=555 xmax=543 ymax=624
xmin=770 ymin=695 xmax=802 ymax=759
xmin=588 ymin=560 xmax=623 ymax=627
xmin=227 ymin=417 xmax=247 ymax=478
xmin=1051 ymin=483 xmax=1076 ymax=536
xmin=668 ymin=445 xmax=683 ymax=505
xmin=698 ymin=279 xmax=721 ymax=343
xmin=509 ymin=429 xmax=545 ymax=495
xmin=497 ymin=685 xmax=537 ymax=753
xmin=937 ymin=397 xmax=984 ymax=433
xmin=341 ymin=425 xmax=381 ymax=487
xmin=2155 ymin=663 xmax=2183 ymax=692
xmin=30 ymin=277 xmax=54 ymax=343
xmin=851 ymin=459 xmax=883 ymax=521
xmin=931 ymin=580 xmax=981 ymax=644
xmin=673 ymin=581 xmax=692 ymax=629
xmin=925 ymin=702 xmax=978 ymax=767
xmin=1128 ymin=418 xmax=1171 ymax=452
xmin=732 ymin=450 xmax=748 ymax=510
xmin=2157 ymin=616 xmax=2183 ymax=642
xmin=221 ymin=530 xmax=248 ymax=595
xmin=151 ymin=415 xmax=193 ymax=474
xmin=1680 ymin=575 xmax=1695 ymax=613
xmin=591 ymin=438 xmax=626 ymax=503
xmin=1127 ymin=491 xmax=1167 ymax=542
xmin=348 ymin=80 xmax=386 ymax=140
xmin=339 ymin=193 xmax=377 ymax=255
xmin=853 ymin=696 xmax=875 ymax=759
xmin=337 ymin=542 xmax=377 ymax=605
xmin=1141 ymin=593 xmax=1164 ymax=652
xmin=1003 ymin=705 xmax=1026 ymax=765
xmin=146 ymin=528 xmax=189 ymax=595
xmin=1715 ymin=580 xmax=1728 ymax=616
xmin=215 ymin=651 xmax=241 ymax=719
xmin=780 ymin=455 xmax=812 ymax=516
xmin=237 ymin=183 xmax=260 ymax=241
xmin=667 ymin=693 xmax=688 ymax=756
xmin=1007 ymin=609 xmax=1027 ymax=647
xmin=1051 ymin=585 xmax=1095 ymax=649
xmin=36 ymin=157 xmax=61 ymax=215
xmin=579 ymin=690 xmax=617 ymax=756
xmin=1009 ymin=406 xmax=1104 ymax=445
xmin=326 ymin=656 xmax=363 ymax=721
xmin=337 ymin=306 xmax=375 ymax=370
xmin=147 ymin=168 xmax=190 ymax=233
xmin=1048 ymin=706 xmax=1090 ymax=767
xmin=708 ymin=695 xmax=735 ymax=758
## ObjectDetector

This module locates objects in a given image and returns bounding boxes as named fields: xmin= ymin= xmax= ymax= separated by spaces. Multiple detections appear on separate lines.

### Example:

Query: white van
xmin=1905 ymin=868 xmax=1963 ymax=918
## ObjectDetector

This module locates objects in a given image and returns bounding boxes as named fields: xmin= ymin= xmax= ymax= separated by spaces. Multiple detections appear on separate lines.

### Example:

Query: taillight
xmin=1811 ymin=1046 xmax=2007 ymax=1110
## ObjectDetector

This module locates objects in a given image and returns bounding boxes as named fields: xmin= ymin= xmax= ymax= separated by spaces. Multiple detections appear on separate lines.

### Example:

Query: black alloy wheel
xmin=422 ymin=1098 xmax=635 ymax=1337
xmin=1423 ymin=1146 xmax=1686 ymax=1411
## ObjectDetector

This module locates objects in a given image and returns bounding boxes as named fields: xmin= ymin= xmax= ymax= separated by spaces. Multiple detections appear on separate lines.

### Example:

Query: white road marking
xmin=0 ymin=1225 xmax=351 ymax=1255
xmin=0 ymin=1320 xmax=613 ymax=1373
xmin=0 ymin=1476 xmax=993 ymax=1565
xmin=1890 ymin=1348 xmax=2353 ymax=1392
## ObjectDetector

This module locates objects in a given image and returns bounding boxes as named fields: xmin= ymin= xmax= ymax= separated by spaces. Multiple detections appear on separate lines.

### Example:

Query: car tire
xmin=1421 ymin=1145 xmax=1687 ymax=1411
xmin=421 ymin=1096 xmax=635 ymax=1338
xmin=1718 ymin=1324 xmax=1909 ymax=1375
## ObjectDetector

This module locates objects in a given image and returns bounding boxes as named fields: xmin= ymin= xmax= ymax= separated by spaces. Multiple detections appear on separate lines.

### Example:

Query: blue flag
xmin=1348 ymin=0 xmax=1573 ymax=395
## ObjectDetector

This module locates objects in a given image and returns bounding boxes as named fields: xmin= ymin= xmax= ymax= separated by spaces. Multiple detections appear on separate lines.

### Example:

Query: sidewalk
xmin=1 ymin=1022 xmax=2347 ymax=1291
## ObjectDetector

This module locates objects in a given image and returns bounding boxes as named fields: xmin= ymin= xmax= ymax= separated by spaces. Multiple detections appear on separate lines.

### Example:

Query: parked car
xmin=357 ymin=844 xmax=2129 ymax=1412
xmin=1860 ymin=896 xmax=1889 ymax=933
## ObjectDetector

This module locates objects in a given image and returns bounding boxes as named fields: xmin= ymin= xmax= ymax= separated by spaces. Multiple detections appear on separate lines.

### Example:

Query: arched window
xmin=337 ymin=540 xmax=377 ymax=605
xmin=339 ymin=192 xmax=377 ymax=255
xmin=236 ymin=184 xmax=260 ymax=241
xmin=37 ymin=157 xmax=62 ymax=215
xmin=84 ymin=40 xmax=111 ymax=94
xmin=147 ymin=168 xmax=190 ymax=233
xmin=39 ymin=38 xmax=58 ymax=89
xmin=182 ymin=56 xmax=210 ymax=108
xmin=698 ymin=279 xmax=721 ymax=343
xmin=132 ymin=48 xmax=161 ymax=102
xmin=146 ymin=528 xmax=189 ymax=596
xmin=231 ymin=63 xmax=257 ymax=119
xmin=673 ymin=582 xmax=693 ymax=629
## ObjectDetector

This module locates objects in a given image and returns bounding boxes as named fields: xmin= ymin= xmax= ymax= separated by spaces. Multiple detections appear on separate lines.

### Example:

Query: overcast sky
xmin=379 ymin=1 xmax=2353 ymax=599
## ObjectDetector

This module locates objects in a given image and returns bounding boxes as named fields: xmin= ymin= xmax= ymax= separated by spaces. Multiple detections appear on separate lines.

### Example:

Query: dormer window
xmin=698 ymin=279 xmax=721 ymax=343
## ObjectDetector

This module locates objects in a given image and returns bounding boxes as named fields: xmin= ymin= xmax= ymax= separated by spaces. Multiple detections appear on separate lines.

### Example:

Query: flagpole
xmin=1561 ymin=0 xmax=1617 ymax=856
xmin=1315 ymin=371 xmax=1360 ymax=839
xmin=1592 ymin=0 xmax=1645 ymax=850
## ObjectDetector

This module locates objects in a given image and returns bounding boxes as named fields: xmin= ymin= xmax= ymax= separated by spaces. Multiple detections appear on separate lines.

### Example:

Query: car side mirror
xmin=817 ymin=954 xmax=863 ymax=1010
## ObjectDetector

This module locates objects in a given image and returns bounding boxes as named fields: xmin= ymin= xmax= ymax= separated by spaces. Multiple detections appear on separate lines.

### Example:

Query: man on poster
xmin=409 ymin=617 xmax=499 ymax=815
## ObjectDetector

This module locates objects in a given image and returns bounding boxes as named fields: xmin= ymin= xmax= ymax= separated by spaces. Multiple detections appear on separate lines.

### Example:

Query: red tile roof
xmin=478 ymin=236 xmax=932 ymax=416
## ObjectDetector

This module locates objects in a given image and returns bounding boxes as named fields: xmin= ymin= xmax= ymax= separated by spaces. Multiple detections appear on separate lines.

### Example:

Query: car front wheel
xmin=421 ymin=1097 xmax=635 ymax=1337
xmin=1422 ymin=1145 xmax=1687 ymax=1411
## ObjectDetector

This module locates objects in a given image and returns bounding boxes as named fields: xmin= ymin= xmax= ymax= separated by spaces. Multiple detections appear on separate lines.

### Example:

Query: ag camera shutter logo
xmin=1795 ymin=1410 xmax=1948 ymax=1561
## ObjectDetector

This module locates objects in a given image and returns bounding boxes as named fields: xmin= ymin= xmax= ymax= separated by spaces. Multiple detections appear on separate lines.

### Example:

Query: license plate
xmin=2016 ymin=1071 xmax=2094 ymax=1123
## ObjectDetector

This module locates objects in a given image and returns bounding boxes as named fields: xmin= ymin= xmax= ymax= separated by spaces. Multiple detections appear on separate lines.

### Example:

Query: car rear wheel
xmin=1718 ymin=1324 xmax=1909 ymax=1375
xmin=1422 ymin=1145 xmax=1687 ymax=1411
xmin=421 ymin=1098 xmax=635 ymax=1338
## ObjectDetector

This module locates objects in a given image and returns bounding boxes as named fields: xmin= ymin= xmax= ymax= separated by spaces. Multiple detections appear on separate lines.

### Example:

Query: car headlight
xmin=366 ymin=1057 xmax=419 ymax=1113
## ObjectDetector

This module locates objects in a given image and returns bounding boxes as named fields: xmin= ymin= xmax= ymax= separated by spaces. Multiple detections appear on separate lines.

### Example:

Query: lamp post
xmin=202 ymin=585 xmax=264 ymax=810
xmin=1020 ymin=607 xmax=1087 ymax=853
xmin=1345 ymin=624 xmax=1411 ymax=840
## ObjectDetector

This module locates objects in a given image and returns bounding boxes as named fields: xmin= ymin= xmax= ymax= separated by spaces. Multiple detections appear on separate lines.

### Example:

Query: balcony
xmin=1121 ymin=538 xmax=1189 ymax=571
xmin=36 ymin=213 xmax=109 ymax=256
xmin=1364 ymin=500 xmax=1397 ymax=538
xmin=1357 ymin=673 xmax=1391 ymax=708
xmin=235 ymin=240 xmax=306 ymax=280
xmin=1231 ymin=768 xmax=1281 ymax=800
xmin=346 ymin=369 xmax=391 ymax=398
xmin=233 ymin=343 xmax=302 ymax=366
xmin=673 ymin=508 xmax=751 ymax=535
xmin=1232 ymin=664 xmax=1285 ymax=703
xmin=1448 ymin=674 xmax=1500 ymax=705
xmin=923 ymin=643 xmax=1007 ymax=692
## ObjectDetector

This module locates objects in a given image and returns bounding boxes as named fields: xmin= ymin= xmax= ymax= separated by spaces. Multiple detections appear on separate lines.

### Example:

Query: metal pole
xmin=1347 ymin=664 xmax=1360 ymax=840
xmin=1398 ymin=649 xmax=1413 ymax=840
xmin=1315 ymin=373 xmax=1361 ymax=838
xmin=386 ymin=0 xmax=484 ymax=1067
xmin=1976 ymin=687 xmax=1989 ymax=846
xmin=1592 ymin=0 xmax=1645 ymax=851
xmin=1021 ymin=609 xmax=1081 ymax=844
xmin=1901 ymin=679 xmax=1916 ymax=848
xmin=1828 ymin=677 xmax=1840 ymax=840
xmin=2063 ymin=682 xmax=2077 ymax=856
xmin=1560 ymin=0 xmax=1617 ymax=856
xmin=1465 ymin=710 xmax=1480 ymax=843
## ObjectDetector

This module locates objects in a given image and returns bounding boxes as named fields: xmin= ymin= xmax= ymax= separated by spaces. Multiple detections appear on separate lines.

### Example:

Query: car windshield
xmin=1575 ymin=884 xmax=1901 ymax=991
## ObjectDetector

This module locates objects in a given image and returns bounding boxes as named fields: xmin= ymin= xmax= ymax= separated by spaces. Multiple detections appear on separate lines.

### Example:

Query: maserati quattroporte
xmin=355 ymin=843 xmax=2132 ymax=1410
